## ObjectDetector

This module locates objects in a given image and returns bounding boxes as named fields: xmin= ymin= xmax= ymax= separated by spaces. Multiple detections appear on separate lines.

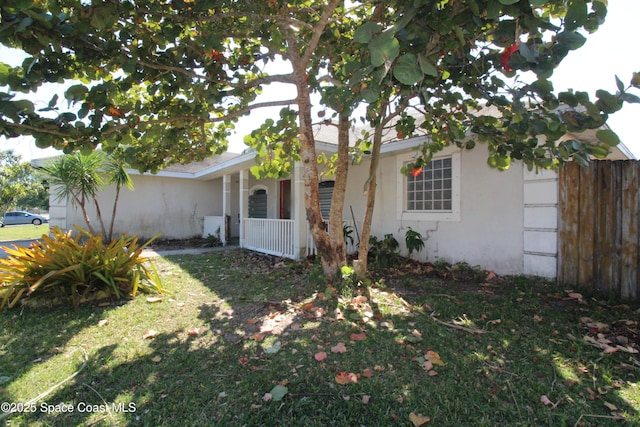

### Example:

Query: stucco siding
xmin=345 ymin=145 xmax=525 ymax=275
xmin=65 ymin=175 xmax=221 ymax=239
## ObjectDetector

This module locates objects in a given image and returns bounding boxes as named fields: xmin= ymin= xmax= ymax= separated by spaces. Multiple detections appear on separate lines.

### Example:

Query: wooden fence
xmin=558 ymin=161 xmax=639 ymax=300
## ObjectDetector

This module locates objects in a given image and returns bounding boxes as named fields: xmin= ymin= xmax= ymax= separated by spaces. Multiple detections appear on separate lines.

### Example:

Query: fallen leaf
xmin=334 ymin=309 xmax=345 ymax=320
xmin=350 ymin=332 xmax=367 ymax=341
xmin=264 ymin=341 xmax=282 ymax=354
xmin=331 ymin=342 xmax=347 ymax=353
xmin=362 ymin=395 xmax=371 ymax=404
xmin=97 ymin=319 xmax=109 ymax=327
xmin=314 ymin=351 xmax=328 ymax=362
xmin=425 ymin=351 xmax=444 ymax=366
xmin=250 ymin=404 xmax=262 ymax=409
xmin=246 ymin=318 xmax=259 ymax=325
xmin=335 ymin=372 xmax=358 ymax=385
xmin=420 ymin=360 xmax=433 ymax=371
xmin=187 ymin=328 xmax=200 ymax=335
xmin=409 ymin=412 xmax=431 ymax=426
xmin=604 ymin=401 xmax=618 ymax=411
xmin=218 ymin=392 xmax=227 ymax=398
xmin=151 ymin=355 xmax=162 ymax=363
xmin=362 ymin=368 xmax=374 ymax=378
xmin=540 ymin=395 xmax=553 ymax=406
xmin=411 ymin=329 xmax=422 ymax=337
xmin=533 ymin=315 xmax=543 ymax=322
xmin=250 ymin=333 xmax=266 ymax=342
xmin=427 ymin=370 xmax=438 ymax=377
xmin=269 ymin=384 xmax=288 ymax=401
xmin=300 ymin=302 xmax=314 ymax=311
xmin=313 ymin=307 xmax=326 ymax=318
xmin=146 ymin=297 xmax=163 ymax=303
xmin=142 ymin=329 xmax=158 ymax=339
xmin=238 ymin=357 xmax=249 ymax=365
xmin=262 ymin=393 xmax=273 ymax=402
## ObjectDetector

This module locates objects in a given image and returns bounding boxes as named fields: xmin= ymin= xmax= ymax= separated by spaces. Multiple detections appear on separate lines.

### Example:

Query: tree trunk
xmin=92 ymin=195 xmax=107 ymax=239
xmin=107 ymin=186 xmax=121 ymax=243
xmin=286 ymin=0 xmax=344 ymax=281
xmin=326 ymin=114 xmax=350 ymax=267
xmin=355 ymin=124 xmax=383 ymax=279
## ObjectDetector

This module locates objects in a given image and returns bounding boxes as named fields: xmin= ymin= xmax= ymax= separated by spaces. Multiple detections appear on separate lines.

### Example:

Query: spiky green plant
xmin=0 ymin=226 xmax=163 ymax=309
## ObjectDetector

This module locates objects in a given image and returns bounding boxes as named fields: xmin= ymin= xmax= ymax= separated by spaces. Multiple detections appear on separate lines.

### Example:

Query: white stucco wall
xmin=64 ymin=175 xmax=222 ymax=240
xmin=344 ymin=144 xmax=527 ymax=275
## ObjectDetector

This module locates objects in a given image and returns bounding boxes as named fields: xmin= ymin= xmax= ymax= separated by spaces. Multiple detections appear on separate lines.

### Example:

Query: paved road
xmin=0 ymin=239 xmax=40 ymax=258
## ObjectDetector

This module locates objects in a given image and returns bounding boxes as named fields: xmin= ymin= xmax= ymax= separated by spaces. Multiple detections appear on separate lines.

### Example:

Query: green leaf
xmin=556 ymin=31 xmax=586 ymax=50
xmin=418 ymin=54 xmax=438 ymax=77
xmin=368 ymin=31 xmax=400 ymax=67
xmin=264 ymin=340 xmax=282 ymax=354
xmin=269 ymin=385 xmax=288 ymax=402
xmin=564 ymin=0 xmax=587 ymax=31
xmin=393 ymin=54 xmax=422 ymax=85
xmin=595 ymin=129 xmax=620 ymax=146
xmin=354 ymin=22 xmax=381 ymax=44
xmin=498 ymin=0 xmax=519 ymax=4
xmin=529 ymin=0 xmax=548 ymax=5
xmin=631 ymin=72 xmax=640 ymax=89
xmin=615 ymin=75 xmax=625 ymax=93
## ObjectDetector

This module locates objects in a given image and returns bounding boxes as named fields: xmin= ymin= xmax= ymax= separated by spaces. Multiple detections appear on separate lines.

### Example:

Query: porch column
xmin=239 ymin=169 xmax=249 ymax=249
xmin=292 ymin=161 xmax=306 ymax=260
xmin=222 ymin=174 xmax=231 ymax=245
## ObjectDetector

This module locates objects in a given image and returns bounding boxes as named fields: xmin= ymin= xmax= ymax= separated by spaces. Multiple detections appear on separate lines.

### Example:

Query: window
xmin=248 ymin=188 xmax=268 ymax=218
xmin=407 ymin=158 xmax=452 ymax=211
xmin=319 ymin=181 xmax=335 ymax=219
xmin=396 ymin=152 xmax=460 ymax=221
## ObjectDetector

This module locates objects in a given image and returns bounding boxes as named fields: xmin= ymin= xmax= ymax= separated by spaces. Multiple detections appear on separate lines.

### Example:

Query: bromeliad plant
xmin=0 ymin=226 xmax=163 ymax=310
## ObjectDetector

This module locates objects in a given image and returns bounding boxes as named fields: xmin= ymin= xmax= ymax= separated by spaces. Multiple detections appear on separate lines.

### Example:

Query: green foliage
xmin=343 ymin=223 xmax=355 ymax=247
xmin=369 ymin=233 xmax=400 ymax=269
xmin=0 ymin=150 xmax=35 ymax=214
xmin=205 ymin=233 xmax=223 ymax=248
xmin=404 ymin=227 xmax=424 ymax=257
xmin=0 ymin=226 xmax=163 ymax=310
xmin=432 ymin=259 xmax=488 ymax=283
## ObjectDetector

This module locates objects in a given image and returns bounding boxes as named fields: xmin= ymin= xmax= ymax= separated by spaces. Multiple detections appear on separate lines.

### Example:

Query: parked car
xmin=1 ymin=211 xmax=49 ymax=227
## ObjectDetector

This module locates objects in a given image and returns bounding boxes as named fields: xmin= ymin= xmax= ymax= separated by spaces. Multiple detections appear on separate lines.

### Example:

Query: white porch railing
xmin=244 ymin=218 xmax=296 ymax=258
xmin=306 ymin=219 xmax=360 ymax=257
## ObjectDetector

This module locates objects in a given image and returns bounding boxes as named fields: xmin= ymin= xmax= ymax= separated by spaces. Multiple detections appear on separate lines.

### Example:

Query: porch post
xmin=239 ymin=169 xmax=249 ymax=249
xmin=222 ymin=174 xmax=231 ymax=245
xmin=292 ymin=161 xmax=306 ymax=260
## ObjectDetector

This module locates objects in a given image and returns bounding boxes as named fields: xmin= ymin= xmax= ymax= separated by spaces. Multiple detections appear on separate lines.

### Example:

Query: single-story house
xmin=36 ymin=130 xmax=635 ymax=278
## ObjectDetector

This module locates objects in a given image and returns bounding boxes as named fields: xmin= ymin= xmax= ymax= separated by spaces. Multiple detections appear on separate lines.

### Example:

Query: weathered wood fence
xmin=558 ymin=161 xmax=639 ymax=300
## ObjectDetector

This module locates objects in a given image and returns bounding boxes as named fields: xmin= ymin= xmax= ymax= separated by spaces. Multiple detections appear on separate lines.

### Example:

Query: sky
xmin=1 ymin=0 xmax=639 ymax=161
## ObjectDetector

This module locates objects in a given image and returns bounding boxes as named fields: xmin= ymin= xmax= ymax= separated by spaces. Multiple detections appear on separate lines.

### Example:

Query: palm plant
xmin=41 ymin=152 xmax=107 ymax=237
xmin=104 ymin=152 xmax=134 ymax=242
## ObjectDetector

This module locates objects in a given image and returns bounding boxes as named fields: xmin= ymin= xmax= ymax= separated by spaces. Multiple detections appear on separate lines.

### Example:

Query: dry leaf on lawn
xmin=335 ymin=371 xmax=358 ymax=385
xmin=314 ymin=351 xmax=328 ymax=362
xmin=142 ymin=329 xmax=158 ymax=339
xmin=425 ymin=351 xmax=444 ymax=366
xmin=331 ymin=342 xmax=347 ymax=353
xmin=97 ymin=319 xmax=109 ymax=327
xmin=146 ymin=297 xmax=163 ymax=303
xmin=350 ymin=332 xmax=367 ymax=341
xmin=409 ymin=412 xmax=431 ymax=426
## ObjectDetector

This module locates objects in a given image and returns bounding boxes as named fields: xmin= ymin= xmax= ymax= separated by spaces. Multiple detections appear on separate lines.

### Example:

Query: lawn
xmin=0 ymin=224 xmax=50 ymax=242
xmin=0 ymin=250 xmax=638 ymax=426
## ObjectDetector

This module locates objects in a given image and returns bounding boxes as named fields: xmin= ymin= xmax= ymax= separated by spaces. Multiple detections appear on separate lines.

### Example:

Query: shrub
xmin=0 ymin=226 xmax=163 ymax=309
xmin=405 ymin=227 xmax=425 ymax=257
xmin=369 ymin=233 xmax=400 ymax=268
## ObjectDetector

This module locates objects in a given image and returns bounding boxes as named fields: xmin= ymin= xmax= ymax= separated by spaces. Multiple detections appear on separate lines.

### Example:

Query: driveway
xmin=0 ymin=239 xmax=40 ymax=259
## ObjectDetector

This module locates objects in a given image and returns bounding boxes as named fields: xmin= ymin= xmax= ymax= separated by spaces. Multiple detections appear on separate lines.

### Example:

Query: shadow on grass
xmin=1 ymin=249 xmax=638 ymax=426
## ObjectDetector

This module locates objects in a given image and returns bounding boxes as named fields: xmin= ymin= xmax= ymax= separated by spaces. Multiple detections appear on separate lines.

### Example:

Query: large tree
xmin=0 ymin=0 xmax=638 ymax=279
xmin=0 ymin=149 xmax=37 ymax=214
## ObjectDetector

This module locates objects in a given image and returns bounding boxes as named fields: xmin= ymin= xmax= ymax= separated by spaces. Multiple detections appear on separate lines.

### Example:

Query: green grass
xmin=0 ymin=224 xmax=50 ymax=242
xmin=0 ymin=250 xmax=638 ymax=426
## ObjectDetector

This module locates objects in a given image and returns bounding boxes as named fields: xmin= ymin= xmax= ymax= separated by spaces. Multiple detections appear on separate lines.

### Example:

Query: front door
xmin=279 ymin=180 xmax=291 ymax=219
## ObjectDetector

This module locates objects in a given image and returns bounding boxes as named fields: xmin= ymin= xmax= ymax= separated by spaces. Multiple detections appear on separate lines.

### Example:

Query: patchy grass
xmin=0 ymin=224 xmax=49 ymax=242
xmin=0 ymin=250 xmax=638 ymax=426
